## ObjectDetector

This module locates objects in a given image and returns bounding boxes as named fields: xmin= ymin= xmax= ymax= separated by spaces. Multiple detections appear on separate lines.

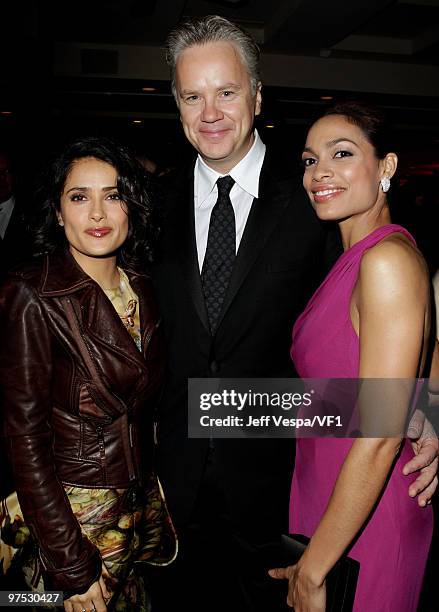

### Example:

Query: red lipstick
xmin=85 ymin=227 xmax=112 ymax=237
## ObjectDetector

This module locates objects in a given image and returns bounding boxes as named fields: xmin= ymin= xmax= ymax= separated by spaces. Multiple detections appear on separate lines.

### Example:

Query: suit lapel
xmin=175 ymin=168 xmax=210 ymax=332
xmin=130 ymin=273 xmax=162 ymax=357
xmin=173 ymin=150 xmax=299 ymax=335
xmin=214 ymin=157 xmax=293 ymax=331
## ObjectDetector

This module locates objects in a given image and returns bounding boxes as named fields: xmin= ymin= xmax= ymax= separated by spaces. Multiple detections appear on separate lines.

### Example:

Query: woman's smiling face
xmin=58 ymin=156 xmax=129 ymax=264
xmin=302 ymin=114 xmax=386 ymax=222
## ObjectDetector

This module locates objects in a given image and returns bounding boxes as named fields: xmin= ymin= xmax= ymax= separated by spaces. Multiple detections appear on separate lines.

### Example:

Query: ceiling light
xmin=142 ymin=87 xmax=156 ymax=92
xmin=320 ymin=96 xmax=333 ymax=101
xmin=1 ymin=111 xmax=12 ymax=115
xmin=132 ymin=119 xmax=143 ymax=124
xmin=265 ymin=124 xmax=275 ymax=128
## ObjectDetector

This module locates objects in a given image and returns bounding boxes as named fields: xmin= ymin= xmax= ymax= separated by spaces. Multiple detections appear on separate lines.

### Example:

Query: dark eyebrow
xmin=302 ymin=137 xmax=359 ymax=155
xmin=66 ymin=187 xmax=87 ymax=194
xmin=327 ymin=137 xmax=358 ymax=147
xmin=65 ymin=185 xmax=117 ymax=194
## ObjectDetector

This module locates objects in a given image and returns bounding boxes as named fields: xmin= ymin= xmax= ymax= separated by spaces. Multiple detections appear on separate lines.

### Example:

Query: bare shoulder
xmin=359 ymin=232 xmax=429 ymax=301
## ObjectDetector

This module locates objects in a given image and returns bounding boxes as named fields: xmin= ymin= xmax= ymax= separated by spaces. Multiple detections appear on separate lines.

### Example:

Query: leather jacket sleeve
xmin=0 ymin=276 xmax=101 ymax=595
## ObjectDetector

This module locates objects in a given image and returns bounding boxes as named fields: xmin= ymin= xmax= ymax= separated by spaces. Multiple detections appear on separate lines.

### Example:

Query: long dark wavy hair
xmin=32 ymin=136 xmax=159 ymax=272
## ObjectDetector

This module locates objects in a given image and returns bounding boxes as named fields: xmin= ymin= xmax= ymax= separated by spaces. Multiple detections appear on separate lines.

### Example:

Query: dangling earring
xmin=380 ymin=177 xmax=391 ymax=193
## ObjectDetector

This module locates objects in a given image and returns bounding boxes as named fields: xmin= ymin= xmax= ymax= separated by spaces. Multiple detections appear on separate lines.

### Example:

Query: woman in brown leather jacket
xmin=0 ymin=137 xmax=175 ymax=611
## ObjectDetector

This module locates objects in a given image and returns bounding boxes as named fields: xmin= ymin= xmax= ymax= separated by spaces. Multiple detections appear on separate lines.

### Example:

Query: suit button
xmin=209 ymin=360 xmax=220 ymax=374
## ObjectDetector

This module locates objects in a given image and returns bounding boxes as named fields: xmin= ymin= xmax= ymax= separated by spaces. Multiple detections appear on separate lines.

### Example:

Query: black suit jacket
xmin=0 ymin=200 xmax=30 ymax=497
xmin=0 ymin=200 xmax=30 ymax=283
xmin=152 ymin=147 xmax=341 ymax=532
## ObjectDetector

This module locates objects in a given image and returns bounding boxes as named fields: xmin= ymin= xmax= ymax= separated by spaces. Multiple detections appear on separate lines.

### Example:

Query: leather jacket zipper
xmin=117 ymin=415 xmax=136 ymax=483
xmin=128 ymin=420 xmax=137 ymax=481
xmin=63 ymin=298 xmax=126 ymax=418
xmin=95 ymin=425 xmax=107 ymax=482
xmin=63 ymin=297 xmax=140 ymax=485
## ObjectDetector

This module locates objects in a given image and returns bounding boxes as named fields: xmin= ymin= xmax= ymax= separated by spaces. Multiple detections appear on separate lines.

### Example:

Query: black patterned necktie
xmin=201 ymin=175 xmax=236 ymax=333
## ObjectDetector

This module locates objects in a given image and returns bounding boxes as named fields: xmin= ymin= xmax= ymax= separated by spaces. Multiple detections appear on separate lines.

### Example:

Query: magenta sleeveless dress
xmin=290 ymin=224 xmax=433 ymax=611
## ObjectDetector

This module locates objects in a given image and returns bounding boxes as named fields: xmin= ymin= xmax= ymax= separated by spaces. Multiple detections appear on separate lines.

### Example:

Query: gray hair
xmin=165 ymin=15 xmax=261 ymax=101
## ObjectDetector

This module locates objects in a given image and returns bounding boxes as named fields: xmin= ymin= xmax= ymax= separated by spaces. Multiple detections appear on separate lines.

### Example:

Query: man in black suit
xmin=0 ymin=150 xmax=27 ymax=498
xmin=151 ymin=16 xmax=438 ymax=611
xmin=0 ymin=151 xmax=28 ymax=283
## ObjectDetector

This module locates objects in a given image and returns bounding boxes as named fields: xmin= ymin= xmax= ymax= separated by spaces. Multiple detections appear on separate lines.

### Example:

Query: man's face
xmin=175 ymin=41 xmax=261 ymax=174
xmin=0 ymin=154 xmax=13 ymax=202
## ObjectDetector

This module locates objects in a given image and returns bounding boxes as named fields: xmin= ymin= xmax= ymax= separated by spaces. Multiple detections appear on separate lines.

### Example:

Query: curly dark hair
xmin=32 ymin=136 xmax=159 ymax=272
xmin=323 ymin=101 xmax=391 ymax=159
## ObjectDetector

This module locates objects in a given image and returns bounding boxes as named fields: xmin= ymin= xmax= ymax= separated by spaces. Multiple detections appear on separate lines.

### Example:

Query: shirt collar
xmin=195 ymin=130 xmax=266 ymax=208
xmin=0 ymin=195 xmax=14 ymax=214
xmin=229 ymin=130 xmax=265 ymax=199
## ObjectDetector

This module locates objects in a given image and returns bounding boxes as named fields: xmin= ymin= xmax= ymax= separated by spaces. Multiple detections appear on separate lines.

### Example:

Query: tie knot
xmin=216 ymin=175 xmax=235 ymax=198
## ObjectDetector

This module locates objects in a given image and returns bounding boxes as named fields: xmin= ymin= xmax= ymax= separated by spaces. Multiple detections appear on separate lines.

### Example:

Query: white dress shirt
xmin=0 ymin=196 xmax=15 ymax=239
xmin=194 ymin=130 xmax=266 ymax=271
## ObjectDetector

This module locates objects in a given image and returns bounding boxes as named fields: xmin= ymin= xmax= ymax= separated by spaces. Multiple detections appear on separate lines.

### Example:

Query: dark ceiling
xmin=17 ymin=0 xmax=439 ymax=62
xmin=1 ymin=0 xmax=439 ymax=177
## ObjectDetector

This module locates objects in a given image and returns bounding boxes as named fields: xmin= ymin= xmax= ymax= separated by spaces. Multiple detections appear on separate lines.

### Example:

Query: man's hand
xmin=404 ymin=409 xmax=438 ymax=506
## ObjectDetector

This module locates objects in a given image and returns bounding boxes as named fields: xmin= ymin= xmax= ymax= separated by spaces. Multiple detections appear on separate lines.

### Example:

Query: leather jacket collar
xmin=34 ymin=249 xmax=160 ymax=369
xmin=39 ymin=248 xmax=147 ymax=297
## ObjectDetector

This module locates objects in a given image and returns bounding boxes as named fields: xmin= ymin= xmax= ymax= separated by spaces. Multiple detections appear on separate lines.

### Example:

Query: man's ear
xmin=255 ymin=81 xmax=262 ymax=117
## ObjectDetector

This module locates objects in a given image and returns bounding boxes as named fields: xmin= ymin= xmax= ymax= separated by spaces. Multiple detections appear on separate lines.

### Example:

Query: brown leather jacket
xmin=0 ymin=249 xmax=164 ymax=595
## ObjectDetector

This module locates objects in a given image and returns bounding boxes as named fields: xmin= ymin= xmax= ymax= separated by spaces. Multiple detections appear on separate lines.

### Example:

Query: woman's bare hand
xmin=63 ymin=564 xmax=112 ymax=612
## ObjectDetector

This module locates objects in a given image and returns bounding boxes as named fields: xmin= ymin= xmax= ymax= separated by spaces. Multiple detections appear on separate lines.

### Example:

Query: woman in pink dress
xmin=269 ymin=102 xmax=435 ymax=611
